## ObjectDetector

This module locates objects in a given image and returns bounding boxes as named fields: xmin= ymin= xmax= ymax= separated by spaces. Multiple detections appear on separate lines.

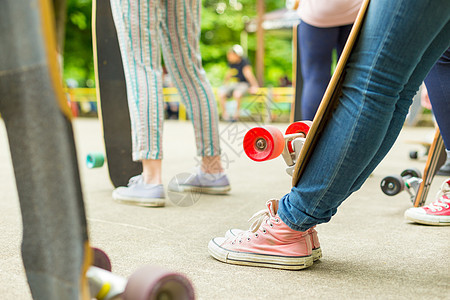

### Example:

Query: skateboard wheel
xmin=243 ymin=126 xmax=284 ymax=161
xmin=400 ymin=168 xmax=421 ymax=179
xmin=380 ymin=175 xmax=404 ymax=196
xmin=92 ymin=247 xmax=112 ymax=272
xmin=123 ymin=266 xmax=195 ymax=300
xmin=285 ymin=121 xmax=311 ymax=152
xmin=409 ymin=151 xmax=418 ymax=159
xmin=86 ymin=152 xmax=105 ymax=168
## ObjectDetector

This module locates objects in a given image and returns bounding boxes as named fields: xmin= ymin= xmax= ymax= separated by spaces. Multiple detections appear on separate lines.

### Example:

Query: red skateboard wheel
xmin=243 ymin=126 xmax=284 ymax=161
xmin=91 ymin=247 xmax=112 ymax=272
xmin=285 ymin=121 xmax=311 ymax=153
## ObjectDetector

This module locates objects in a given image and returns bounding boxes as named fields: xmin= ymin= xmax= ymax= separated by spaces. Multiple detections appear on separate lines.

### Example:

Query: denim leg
xmin=346 ymin=31 xmax=450 ymax=197
xmin=279 ymin=0 xmax=450 ymax=232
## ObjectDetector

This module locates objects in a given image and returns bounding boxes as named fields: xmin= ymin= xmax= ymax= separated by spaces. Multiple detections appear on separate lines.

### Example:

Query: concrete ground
xmin=0 ymin=118 xmax=449 ymax=299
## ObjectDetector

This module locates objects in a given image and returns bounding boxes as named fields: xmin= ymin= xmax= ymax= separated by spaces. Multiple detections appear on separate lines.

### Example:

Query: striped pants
xmin=110 ymin=0 xmax=221 ymax=161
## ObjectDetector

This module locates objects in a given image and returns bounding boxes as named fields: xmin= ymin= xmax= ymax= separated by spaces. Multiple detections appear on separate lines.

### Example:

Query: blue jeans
xmin=425 ymin=47 xmax=450 ymax=150
xmin=278 ymin=0 xmax=450 ymax=232
xmin=299 ymin=22 xmax=353 ymax=120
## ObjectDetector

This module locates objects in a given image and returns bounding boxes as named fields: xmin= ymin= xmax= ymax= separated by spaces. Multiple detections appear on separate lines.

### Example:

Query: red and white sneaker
xmin=404 ymin=179 xmax=450 ymax=226
xmin=208 ymin=199 xmax=314 ymax=270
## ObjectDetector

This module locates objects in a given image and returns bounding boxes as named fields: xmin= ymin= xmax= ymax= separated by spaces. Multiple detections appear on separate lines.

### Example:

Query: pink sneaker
xmin=208 ymin=199 xmax=314 ymax=270
xmin=404 ymin=179 xmax=450 ymax=226
xmin=307 ymin=227 xmax=322 ymax=261
xmin=225 ymin=226 xmax=322 ymax=262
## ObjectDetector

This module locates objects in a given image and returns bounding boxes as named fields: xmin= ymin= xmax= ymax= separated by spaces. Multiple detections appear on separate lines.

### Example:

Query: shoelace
xmin=128 ymin=175 xmax=143 ymax=186
xmin=428 ymin=182 xmax=450 ymax=212
xmin=428 ymin=195 xmax=450 ymax=212
xmin=230 ymin=208 xmax=275 ymax=244
xmin=248 ymin=209 xmax=273 ymax=233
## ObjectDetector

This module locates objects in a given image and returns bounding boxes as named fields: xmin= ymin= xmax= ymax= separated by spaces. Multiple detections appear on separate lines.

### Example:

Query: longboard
xmin=0 ymin=0 xmax=92 ymax=297
xmin=290 ymin=22 xmax=303 ymax=123
xmin=413 ymin=129 xmax=447 ymax=207
xmin=92 ymin=0 xmax=142 ymax=188
xmin=0 ymin=1 xmax=195 ymax=298
xmin=292 ymin=0 xmax=370 ymax=186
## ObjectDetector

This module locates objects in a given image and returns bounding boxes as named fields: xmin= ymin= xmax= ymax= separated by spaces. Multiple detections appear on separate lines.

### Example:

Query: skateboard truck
xmin=243 ymin=121 xmax=311 ymax=176
xmin=380 ymin=168 xmax=423 ymax=203
xmin=282 ymin=134 xmax=307 ymax=176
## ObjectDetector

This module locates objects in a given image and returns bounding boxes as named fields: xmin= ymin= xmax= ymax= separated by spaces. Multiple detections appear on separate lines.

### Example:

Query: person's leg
xmin=159 ymin=0 xmax=221 ymax=159
xmin=231 ymin=83 xmax=249 ymax=120
xmin=110 ymin=0 xmax=165 ymax=205
xmin=299 ymin=22 xmax=338 ymax=120
xmin=159 ymin=0 xmax=230 ymax=193
xmin=218 ymin=91 xmax=228 ymax=120
xmin=208 ymin=0 xmax=449 ymax=270
xmin=403 ymin=48 xmax=450 ymax=225
xmin=218 ymin=85 xmax=233 ymax=121
xmin=426 ymin=47 xmax=450 ymax=147
xmin=279 ymin=0 xmax=450 ymax=231
xmin=110 ymin=0 xmax=164 ymax=165
xmin=336 ymin=24 xmax=353 ymax=57
xmin=425 ymin=48 xmax=450 ymax=148
xmin=426 ymin=47 xmax=450 ymax=175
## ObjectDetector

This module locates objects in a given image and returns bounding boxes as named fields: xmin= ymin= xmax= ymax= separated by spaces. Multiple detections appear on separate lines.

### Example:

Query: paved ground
xmin=0 ymin=118 xmax=449 ymax=299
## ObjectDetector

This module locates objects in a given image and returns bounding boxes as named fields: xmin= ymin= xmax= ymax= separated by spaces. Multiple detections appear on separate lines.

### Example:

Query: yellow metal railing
xmin=64 ymin=87 xmax=294 ymax=122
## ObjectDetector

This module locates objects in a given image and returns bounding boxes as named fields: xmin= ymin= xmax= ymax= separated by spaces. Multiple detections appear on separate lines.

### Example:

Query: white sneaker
xmin=404 ymin=178 xmax=450 ymax=225
xmin=112 ymin=175 xmax=165 ymax=207
xmin=168 ymin=168 xmax=231 ymax=195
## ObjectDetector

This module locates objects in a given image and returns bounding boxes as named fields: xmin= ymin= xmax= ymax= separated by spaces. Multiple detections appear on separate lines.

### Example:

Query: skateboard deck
xmin=92 ymin=0 xmax=142 ymax=188
xmin=290 ymin=22 xmax=303 ymax=123
xmin=292 ymin=0 xmax=370 ymax=186
xmin=0 ymin=0 xmax=91 ymax=298
xmin=0 ymin=2 xmax=195 ymax=298
xmin=413 ymin=128 xmax=447 ymax=207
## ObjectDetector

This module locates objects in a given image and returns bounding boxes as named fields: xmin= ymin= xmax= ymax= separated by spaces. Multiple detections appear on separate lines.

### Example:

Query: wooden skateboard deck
xmin=1 ymin=2 xmax=196 ymax=299
xmin=292 ymin=0 xmax=370 ymax=186
xmin=413 ymin=128 xmax=447 ymax=207
xmin=92 ymin=0 xmax=142 ymax=188
xmin=290 ymin=22 xmax=303 ymax=123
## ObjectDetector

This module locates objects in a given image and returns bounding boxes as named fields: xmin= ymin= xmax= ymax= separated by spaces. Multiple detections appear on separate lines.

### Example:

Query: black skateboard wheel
xmin=409 ymin=151 xmax=418 ymax=159
xmin=380 ymin=175 xmax=405 ymax=196
xmin=123 ymin=265 xmax=195 ymax=300
xmin=400 ymin=168 xmax=421 ymax=179
xmin=86 ymin=152 xmax=105 ymax=169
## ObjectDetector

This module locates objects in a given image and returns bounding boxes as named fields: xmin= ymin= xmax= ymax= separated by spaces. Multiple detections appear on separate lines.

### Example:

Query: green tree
xmin=62 ymin=0 xmax=292 ymax=87
xmin=63 ymin=0 xmax=94 ymax=87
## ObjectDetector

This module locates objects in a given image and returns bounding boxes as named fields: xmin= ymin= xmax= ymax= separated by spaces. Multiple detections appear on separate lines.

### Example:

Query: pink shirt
xmin=297 ymin=0 xmax=363 ymax=28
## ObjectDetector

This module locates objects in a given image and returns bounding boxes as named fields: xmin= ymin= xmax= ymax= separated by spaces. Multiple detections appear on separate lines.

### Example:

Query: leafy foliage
xmin=63 ymin=0 xmax=292 ymax=87
xmin=63 ymin=0 xmax=94 ymax=87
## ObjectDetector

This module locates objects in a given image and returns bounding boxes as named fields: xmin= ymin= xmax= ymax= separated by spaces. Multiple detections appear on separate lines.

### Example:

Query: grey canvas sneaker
xmin=168 ymin=168 xmax=231 ymax=194
xmin=112 ymin=175 xmax=165 ymax=207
